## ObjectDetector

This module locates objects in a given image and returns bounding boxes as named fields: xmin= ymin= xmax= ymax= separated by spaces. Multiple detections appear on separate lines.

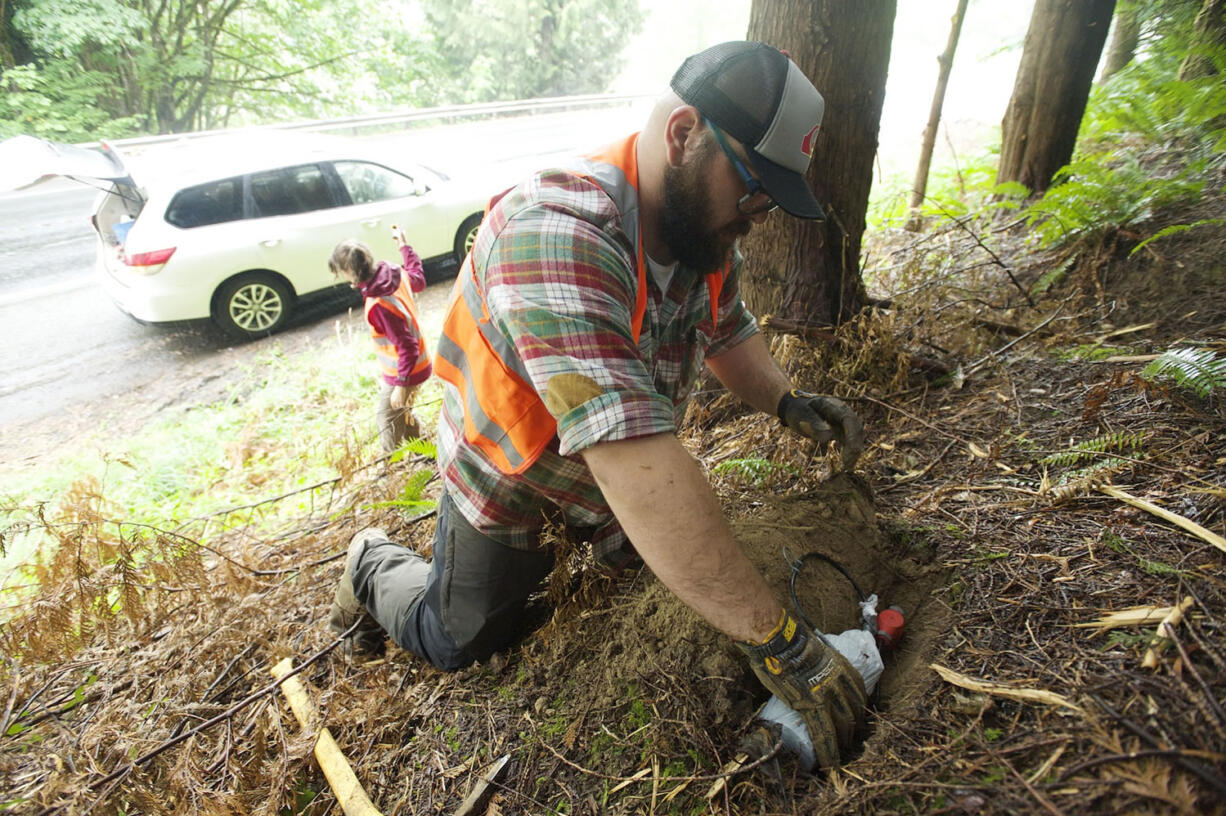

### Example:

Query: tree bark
xmin=997 ymin=0 xmax=1116 ymax=195
xmin=906 ymin=0 xmax=970 ymax=226
xmin=740 ymin=0 xmax=897 ymax=327
xmin=1178 ymin=0 xmax=1226 ymax=80
xmin=1099 ymin=1 xmax=1141 ymax=81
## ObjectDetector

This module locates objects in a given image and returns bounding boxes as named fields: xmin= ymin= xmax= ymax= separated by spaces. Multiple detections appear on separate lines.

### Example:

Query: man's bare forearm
xmin=705 ymin=333 xmax=793 ymax=416
xmin=581 ymin=432 xmax=779 ymax=643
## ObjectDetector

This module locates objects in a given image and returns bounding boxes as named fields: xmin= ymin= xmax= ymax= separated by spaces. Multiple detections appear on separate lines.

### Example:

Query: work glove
xmin=736 ymin=609 xmax=867 ymax=771
xmin=777 ymin=390 xmax=865 ymax=471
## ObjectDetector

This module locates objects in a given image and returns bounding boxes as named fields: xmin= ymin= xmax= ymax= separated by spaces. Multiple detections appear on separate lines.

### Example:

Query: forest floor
xmin=2 ymin=194 xmax=1224 ymax=815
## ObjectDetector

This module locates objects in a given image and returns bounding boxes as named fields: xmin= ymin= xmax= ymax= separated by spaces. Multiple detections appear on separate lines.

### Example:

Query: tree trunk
xmin=906 ymin=0 xmax=970 ymax=227
xmin=0 ymin=0 xmax=32 ymax=69
xmin=1178 ymin=0 xmax=1225 ymax=80
xmin=1099 ymin=1 xmax=1141 ymax=81
xmin=739 ymin=0 xmax=897 ymax=327
xmin=997 ymin=0 xmax=1116 ymax=195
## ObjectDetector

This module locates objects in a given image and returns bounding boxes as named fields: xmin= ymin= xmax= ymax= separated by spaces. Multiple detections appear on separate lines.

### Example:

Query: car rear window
xmin=165 ymin=177 xmax=243 ymax=228
xmin=250 ymin=164 xmax=336 ymax=218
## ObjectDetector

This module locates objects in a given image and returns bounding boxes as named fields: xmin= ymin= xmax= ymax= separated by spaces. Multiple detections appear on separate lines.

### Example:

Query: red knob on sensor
xmin=876 ymin=606 xmax=905 ymax=651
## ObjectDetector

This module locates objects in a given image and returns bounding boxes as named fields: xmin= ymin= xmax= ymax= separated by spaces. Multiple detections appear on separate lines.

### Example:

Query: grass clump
xmin=0 ymin=322 xmax=442 ymax=595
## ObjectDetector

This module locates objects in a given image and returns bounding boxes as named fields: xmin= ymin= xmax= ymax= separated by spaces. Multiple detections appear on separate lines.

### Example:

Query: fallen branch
xmin=973 ymin=318 xmax=1028 ymax=337
xmin=1091 ymin=694 xmax=1226 ymax=797
xmin=455 ymin=753 xmax=511 ymax=816
xmin=966 ymin=308 xmax=1063 ymax=375
xmin=930 ymin=664 xmax=1083 ymax=713
xmin=759 ymin=315 xmax=837 ymax=344
xmin=1057 ymin=748 xmax=1226 ymax=783
xmin=271 ymin=658 xmax=382 ymax=816
xmin=1074 ymin=599 xmax=1194 ymax=634
xmin=878 ymin=439 xmax=958 ymax=494
xmin=929 ymin=204 xmax=1034 ymax=306
xmin=1142 ymin=601 xmax=1193 ymax=670
xmin=1097 ymin=485 xmax=1226 ymax=556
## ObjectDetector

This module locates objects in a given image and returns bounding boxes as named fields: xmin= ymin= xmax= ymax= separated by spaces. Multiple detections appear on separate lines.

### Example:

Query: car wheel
xmin=453 ymin=213 xmax=483 ymax=265
xmin=214 ymin=273 xmax=293 ymax=339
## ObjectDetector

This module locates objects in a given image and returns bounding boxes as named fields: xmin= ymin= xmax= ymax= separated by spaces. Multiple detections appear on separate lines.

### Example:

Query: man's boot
xmin=328 ymin=528 xmax=391 ymax=656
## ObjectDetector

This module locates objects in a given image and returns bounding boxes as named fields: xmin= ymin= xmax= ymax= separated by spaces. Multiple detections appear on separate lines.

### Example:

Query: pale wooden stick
xmin=931 ymin=664 xmax=1084 ymax=714
xmin=270 ymin=658 xmax=382 ymax=816
xmin=1098 ymin=485 xmax=1226 ymax=555
xmin=1074 ymin=602 xmax=1191 ymax=633
xmin=704 ymin=753 xmax=749 ymax=802
xmin=1142 ymin=597 xmax=1194 ymax=670
xmin=455 ymin=754 xmax=510 ymax=816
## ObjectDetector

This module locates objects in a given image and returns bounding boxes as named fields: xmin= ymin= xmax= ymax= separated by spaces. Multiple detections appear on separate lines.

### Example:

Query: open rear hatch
xmin=0 ymin=135 xmax=145 ymax=250
xmin=0 ymin=135 xmax=137 ymax=193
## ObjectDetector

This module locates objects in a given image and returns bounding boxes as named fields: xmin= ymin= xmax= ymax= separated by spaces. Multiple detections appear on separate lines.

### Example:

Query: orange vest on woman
xmin=434 ymin=134 xmax=726 ymax=475
xmin=366 ymin=270 xmax=430 ymax=382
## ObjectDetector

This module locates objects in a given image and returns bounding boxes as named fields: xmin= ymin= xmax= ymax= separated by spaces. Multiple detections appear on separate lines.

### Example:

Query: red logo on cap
xmin=801 ymin=124 xmax=821 ymax=157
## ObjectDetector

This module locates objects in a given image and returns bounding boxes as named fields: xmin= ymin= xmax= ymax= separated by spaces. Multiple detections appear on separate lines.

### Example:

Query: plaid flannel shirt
xmin=437 ymin=166 xmax=758 ymax=562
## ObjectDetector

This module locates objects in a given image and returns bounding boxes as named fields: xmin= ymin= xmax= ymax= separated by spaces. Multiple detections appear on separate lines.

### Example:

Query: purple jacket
xmin=358 ymin=244 xmax=431 ymax=386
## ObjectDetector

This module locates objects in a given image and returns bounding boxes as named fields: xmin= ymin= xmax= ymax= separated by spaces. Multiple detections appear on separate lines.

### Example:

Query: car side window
xmin=248 ymin=164 xmax=336 ymax=218
xmin=334 ymin=161 xmax=419 ymax=205
xmin=165 ymin=177 xmax=243 ymax=228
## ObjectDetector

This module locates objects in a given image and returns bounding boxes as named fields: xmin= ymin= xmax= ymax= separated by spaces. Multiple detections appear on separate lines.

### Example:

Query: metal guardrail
xmin=101 ymin=93 xmax=652 ymax=150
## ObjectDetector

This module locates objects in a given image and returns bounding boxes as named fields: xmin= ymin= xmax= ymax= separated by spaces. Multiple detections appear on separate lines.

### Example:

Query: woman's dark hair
xmin=328 ymin=239 xmax=376 ymax=283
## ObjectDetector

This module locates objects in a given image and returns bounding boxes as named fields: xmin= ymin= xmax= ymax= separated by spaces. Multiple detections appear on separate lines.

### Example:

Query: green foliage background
xmin=868 ymin=0 xmax=1225 ymax=255
xmin=0 ymin=0 xmax=644 ymax=140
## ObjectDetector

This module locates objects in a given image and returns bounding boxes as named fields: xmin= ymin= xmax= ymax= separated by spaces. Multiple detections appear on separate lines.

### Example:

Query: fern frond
xmin=1024 ymin=155 xmax=1204 ymax=247
xmin=1129 ymin=218 xmax=1226 ymax=256
xmin=1039 ymin=432 xmax=1147 ymax=466
xmin=391 ymin=436 xmax=438 ymax=463
xmin=1141 ymin=348 xmax=1226 ymax=398
xmin=399 ymin=468 xmax=434 ymax=503
xmin=1047 ymin=458 xmax=1132 ymax=502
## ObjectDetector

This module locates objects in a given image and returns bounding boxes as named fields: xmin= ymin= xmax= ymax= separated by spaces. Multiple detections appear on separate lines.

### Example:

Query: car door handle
xmin=361 ymin=219 xmax=381 ymax=228
xmin=259 ymin=239 xmax=281 ymax=247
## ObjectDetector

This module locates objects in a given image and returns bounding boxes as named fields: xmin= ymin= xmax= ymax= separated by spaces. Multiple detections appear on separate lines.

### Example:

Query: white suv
xmin=6 ymin=132 xmax=490 ymax=338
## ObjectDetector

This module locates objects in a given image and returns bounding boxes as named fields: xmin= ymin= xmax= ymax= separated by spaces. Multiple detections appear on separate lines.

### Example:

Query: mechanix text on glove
xmin=735 ymin=609 xmax=867 ymax=770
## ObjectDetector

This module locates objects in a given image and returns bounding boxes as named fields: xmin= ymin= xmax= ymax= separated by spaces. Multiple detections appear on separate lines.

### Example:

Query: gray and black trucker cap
xmin=670 ymin=41 xmax=826 ymax=220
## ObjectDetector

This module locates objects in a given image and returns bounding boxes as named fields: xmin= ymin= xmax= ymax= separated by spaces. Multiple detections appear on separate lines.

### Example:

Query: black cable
xmin=787 ymin=550 xmax=866 ymax=634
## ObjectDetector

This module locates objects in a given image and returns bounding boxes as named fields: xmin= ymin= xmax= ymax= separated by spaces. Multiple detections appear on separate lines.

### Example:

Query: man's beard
xmin=660 ymin=149 xmax=750 ymax=274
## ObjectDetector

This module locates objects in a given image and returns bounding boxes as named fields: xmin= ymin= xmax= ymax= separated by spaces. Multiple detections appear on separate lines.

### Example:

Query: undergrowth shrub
xmin=872 ymin=28 xmax=1225 ymax=260
xmin=1021 ymin=35 xmax=1226 ymax=249
xmin=1022 ymin=155 xmax=1205 ymax=247
xmin=868 ymin=146 xmax=1002 ymax=229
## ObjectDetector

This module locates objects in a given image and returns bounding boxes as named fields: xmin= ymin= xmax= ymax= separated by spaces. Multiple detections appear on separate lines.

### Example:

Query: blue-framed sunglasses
xmin=704 ymin=117 xmax=779 ymax=216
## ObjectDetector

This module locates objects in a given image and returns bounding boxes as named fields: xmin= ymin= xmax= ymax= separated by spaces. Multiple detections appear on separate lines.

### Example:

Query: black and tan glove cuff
xmin=737 ymin=609 xmax=809 ymax=671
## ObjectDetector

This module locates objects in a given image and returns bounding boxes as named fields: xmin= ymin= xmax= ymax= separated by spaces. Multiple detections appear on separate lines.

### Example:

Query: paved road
xmin=0 ymin=180 xmax=375 ymax=431
xmin=0 ymin=107 xmax=644 ymax=444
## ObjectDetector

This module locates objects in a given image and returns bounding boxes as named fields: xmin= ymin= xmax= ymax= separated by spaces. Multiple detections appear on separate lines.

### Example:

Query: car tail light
xmin=123 ymin=247 xmax=176 ymax=273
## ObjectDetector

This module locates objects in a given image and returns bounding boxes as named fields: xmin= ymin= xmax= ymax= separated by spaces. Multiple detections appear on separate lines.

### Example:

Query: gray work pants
xmin=376 ymin=382 xmax=421 ymax=453
xmin=350 ymin=491 xmax=554 ymax=671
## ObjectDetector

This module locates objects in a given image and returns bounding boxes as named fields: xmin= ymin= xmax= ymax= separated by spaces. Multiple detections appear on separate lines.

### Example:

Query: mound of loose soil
xmin=306 ymin=473 xmax=951 ymax=816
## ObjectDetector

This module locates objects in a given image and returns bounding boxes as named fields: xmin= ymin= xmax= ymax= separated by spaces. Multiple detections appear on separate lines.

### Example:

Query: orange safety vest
xmin=366 ymin=270 xmax=431 ymax=382
xmin=435 ymin=133 xmax=727 ymax=475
